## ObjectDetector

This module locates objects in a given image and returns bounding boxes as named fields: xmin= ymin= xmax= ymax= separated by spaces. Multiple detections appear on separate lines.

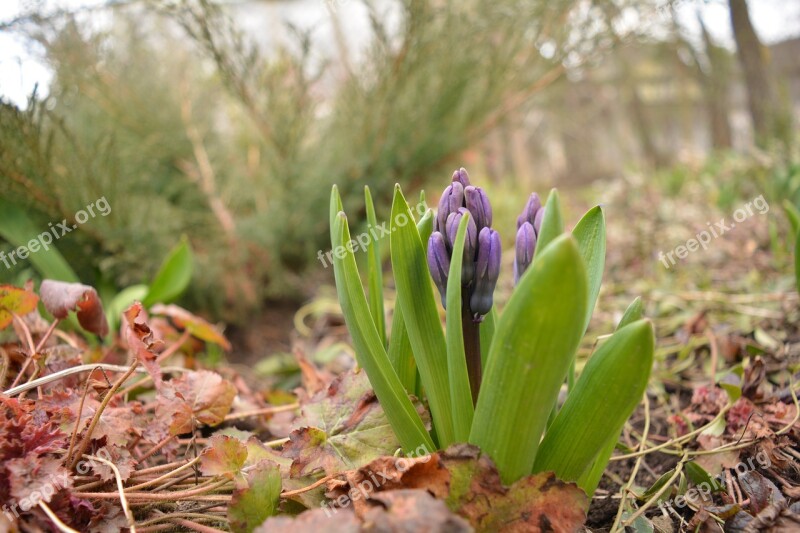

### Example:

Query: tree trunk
xmin=699 ymin=15 xmax=733 ymax=149
xmin=728 ymin=0 xmax=779 ymax=146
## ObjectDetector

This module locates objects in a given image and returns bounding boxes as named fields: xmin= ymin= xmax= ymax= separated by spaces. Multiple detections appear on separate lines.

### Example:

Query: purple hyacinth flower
xmin=445 ymin=208 xmax=477 ymax=283
xmin=436 ymin=181 xmax=464 ymax=233
xmin=470 ymin=227 xmax=501 ymax=317
xmin=514 ymin=222 xmax=536 ymax=284
xmin=452 ymin=167 xmax=471 ymax=188
xmin=427 ymin=232 xmax=450 ymax=307
xmin=465 ymin=186 xmax=492 ymax=231
xmin=516 ymin=192 xmax=542 ymax=230
xmin=533 ymin=207 xmax=545 ymax=235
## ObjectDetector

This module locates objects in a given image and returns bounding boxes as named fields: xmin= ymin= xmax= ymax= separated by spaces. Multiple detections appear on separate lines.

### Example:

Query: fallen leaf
xmin=40 ymin=280 xmax=108 ymax=336
xmin=7 ymin=455 xmax=73 ymax=504
xmin=90 ymin=446 xmax=136 ymax=482
xmin=363 ymin=489 xmax=472 ymax=532
xmin=228 ymin=460 xmax=282 ymax=533
xmin=200 ymin=434 xmax=248 ymax=478
xmin=283 ymin=370 xmax=428 ymax=477
xmin=150 ymin=303 xmax=231 ymax=350
xmin=157 ymin=370 xmax=237 ymax=435
xmin=253 ymin=507 xmax=360 ymax=533
xmin=124 ymin=302 xmax=163 ymax=388
xmin=0 ymin=284 xmax=39 ymax=330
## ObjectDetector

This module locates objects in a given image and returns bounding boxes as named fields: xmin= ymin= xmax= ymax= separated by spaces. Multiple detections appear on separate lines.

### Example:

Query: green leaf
xmin=364 ymin=186 xmax=386 ymax=345
xmin=685 ymin=461 xmax=724 ymax=492
xmin=534 ymin=320 xmax=654 ymax=485
xmin=576 ymin=434 xmax=618 ymax=497
xmin=470 ymin=234 xmax=588 ymax=483
xmin=572 ymin=206 xmax=606 ymax=336
xmin=390 ymin=185 xmax=454 ymax=446
xmin=142 ymin=237 xmax=193 ymax=307
xmin=227 ymin=460 xmax=282 ymax=533
xmin=532 ymin=188 xmax=564 ymax=261
xmin=0 ymin=197 xmax=79 ymax=282
xmin=783 ymin=199 xmax=800 ymax=237
xmin=385 ymin=212 xmax=433 ymax=394
xmin=795 ymin=225 xmax=800 ymax=295
xmin=445 ymin=213 xmax=475 ymax=442
xmin=330 ymin=191 xmax=433 ymax=454
xmin=617 ymin=296 xmax=644 ymax=330
xmin=479 ymin=306 xmax=497 ymax=370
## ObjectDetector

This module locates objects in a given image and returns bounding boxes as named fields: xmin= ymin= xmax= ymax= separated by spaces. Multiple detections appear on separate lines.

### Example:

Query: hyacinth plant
xmin=329 ymin=168 xmax=654 ymax=494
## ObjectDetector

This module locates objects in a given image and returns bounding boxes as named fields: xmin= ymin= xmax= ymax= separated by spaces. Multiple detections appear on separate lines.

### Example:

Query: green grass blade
xmin=617 ymin=296 xmax=644 ymax=330
xmin=330 ymin=209 xmax=434 ymax=453
xmin=783 ymin=199 xmax=800 ymax=237
xmin=364 ymin=186 xmax=386 ymax=345
xmin=470 ymin=234 xmax=587 ymax=483
xmin=330 ymin=185 xmax=344 ymax=245
xmin=479 ymin=306 xmax=496 ymax=370
xmin=532 ymin=188 xmax=564 ymax=261
xmin=533 ymin=319 xmax=654 ymax=485
xmin=142 ymin=237 xmax=193 ymax=307
xmin=572 ymin=206 xmax=606 ymax=336
xmin=0 ymin=198 xmax=79 ymax=282
xmin=390 ymin=185 xmax=454 ymax=446
xmin=445 ymin=213 xmax=475 ymax=442
xmin=416 ymin=208 xmax=434 ymax=243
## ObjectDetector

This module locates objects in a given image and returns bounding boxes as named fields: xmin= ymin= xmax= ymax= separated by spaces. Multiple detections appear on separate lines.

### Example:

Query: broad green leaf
xmin=470 ymin=234 xmax=587 ymax=483
xmin=532 ymin=188 xmax=564 ymax=261
xmin=142 ymin=237 xmax=193 ymax=307
xmin=534 ymin=320 xmax=654 ymax=484
xmin=572 ymin=206 xmax=606 ymax=336
xmin=479 ymin=306 xmax=497 ymax=370
xmin=385 ymin=212 xmax=432 ymax=394
xmin=685 ymin=461 xmax=724 ymax=493
xmin=390 ymin=185 xmax=454 ymax=446
xmin=783 ymin=199 xmax=800 ymax=237
xmin=364 ymin=186 xmax=386 ymax=344
xmin=576 ymin=433 xmax=618 ymax=496
xmin=445 ymin=213 xmax=475 ymax=441
xmin=0 ymin=198 xmax=79 ymax=282
xmin=330 ymin=194 xmax=433 ymax=453
xmin=228 ymin=460 xmax=282 ymax=533
xmin=617 ymin=296 xmax=644 ymax=330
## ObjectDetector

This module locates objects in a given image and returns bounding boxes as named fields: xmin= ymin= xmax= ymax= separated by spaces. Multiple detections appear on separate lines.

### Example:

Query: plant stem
xmin=462 ymin=296 xmax=481 ymax=405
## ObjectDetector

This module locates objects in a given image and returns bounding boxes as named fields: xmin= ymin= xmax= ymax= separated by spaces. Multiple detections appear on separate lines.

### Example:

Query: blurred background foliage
xmin=0 ymin=0 xmax=798 ymax=324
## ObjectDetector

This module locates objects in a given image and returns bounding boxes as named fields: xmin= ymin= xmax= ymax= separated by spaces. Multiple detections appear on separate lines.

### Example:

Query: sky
xmin=1 ymin=0 xmax=799 ymax=108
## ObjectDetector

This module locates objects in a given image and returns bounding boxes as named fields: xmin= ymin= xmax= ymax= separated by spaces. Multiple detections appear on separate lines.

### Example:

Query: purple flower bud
xmin=516 ymin=193 xmax=542 ymax=229
xmin=427 ymin=232 xmax=450 ymax=307
xmin=445 ymin=208 xmax=477 ymax=283
xmin=436 ymin=182 xmax=464 ymax=233
xmin=533 ymin=207 xmax=545 ymax=235
xmin=470 ymin=228 xmax=501 ymax=317
xmin=514 ymin=222 xmax=536 ymax=284
xmin=465 ymin=186 xmax=492 ymax=231
xmin=452 ymin=167 xmax=471 ymax=188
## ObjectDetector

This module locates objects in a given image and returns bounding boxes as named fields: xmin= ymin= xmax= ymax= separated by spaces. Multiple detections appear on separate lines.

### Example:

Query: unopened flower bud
xmin=436 ymin=182 xmax=464 ymax=232
xmin=445 ymin=209 xmax=477 ymax=283
xmin=517 ymin=193 xmax=542 ymax=230
xmin=470 ymin=227 xmax=501 ymax=317
xmin=465 ymin=186 xmax=492 ymax=231
xmin=452 ymin=167 xmax=471 ymax=188
xmin=427 ymin=232 xmax=450 ymax=307
xmin=534 ymin=207 xmax=545 ymax=235
xmin=514 ymin=222 xmax=536 ymax=284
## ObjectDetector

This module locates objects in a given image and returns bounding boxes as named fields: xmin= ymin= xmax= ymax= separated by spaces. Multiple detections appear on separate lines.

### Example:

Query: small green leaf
xmin=685 ymin=461 xmax=724 ymax=492
xmin=227 ymin=460 xmax=282 ymax=533
xmin=639 ymin=468 xmax=676 ymax=503
xmin=572 ymin=206 xmax=606 ymax=336
xmin=142 ymin=237 xmax=193 ymax=307
xmin=534 ymin=320 xmax=654 ymax=485
xmin=470 ymin=234 xmax=588 ymax=483
xmin=390 ymin=185 xmax=454 ymax=446
xmin=445 ymin=213 xmax=475 ymax=442
xmin=533 ymin=188 xmax=564 ymax=261
xmin=364 ymin=186 xmax=386 ymax=345
xmin=783 ymin=199 xmax=800 ymax=237
xmin=617 ymin=296 xmax=644 ymax=330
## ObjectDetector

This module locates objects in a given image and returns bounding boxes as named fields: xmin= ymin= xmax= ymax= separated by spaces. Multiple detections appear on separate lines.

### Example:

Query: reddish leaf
xmin=124 ymin=302 xmax=163 ymax=388
xmin=200 ymin=435 xmax=248 ymax=478
xmin=254 ymin=507 xmax=360 ymax=533
xmin=364 ymin=490 xmax=472 ymax=532
xmin=40 ymin=280 xmax=108 ymax=336
xmin=7 ymin=455 xmax=73 ymax=505
xmin=89 ymin=446 xmax=136 ymax=482
xmin=157 ymin=370 xmax=236 ymax=435
xmin=0 ymin=284 xmax=39 ymax=330
xmin=151 ymin=303 xmax=232 ymax=350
